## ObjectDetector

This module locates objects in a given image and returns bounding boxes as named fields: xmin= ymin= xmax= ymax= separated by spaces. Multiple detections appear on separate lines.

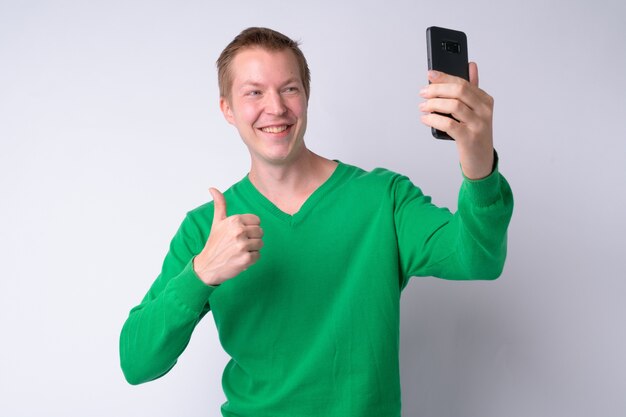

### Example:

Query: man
xmin=120 ymin=27 xmax=513 ymax=416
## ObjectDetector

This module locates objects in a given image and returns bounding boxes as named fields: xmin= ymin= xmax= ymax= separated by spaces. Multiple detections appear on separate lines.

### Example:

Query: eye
xmin=283 ymin=86 xmax=299 ymax=94
xmin=246 ymin=90 xmax=262 ymax=97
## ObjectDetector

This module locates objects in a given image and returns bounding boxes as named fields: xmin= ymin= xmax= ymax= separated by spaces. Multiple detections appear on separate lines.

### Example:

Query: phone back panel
xmin=426 ymin=26 xmax=469 ymax=81
xmin=426 ymin=26 xmax=469 ymax=139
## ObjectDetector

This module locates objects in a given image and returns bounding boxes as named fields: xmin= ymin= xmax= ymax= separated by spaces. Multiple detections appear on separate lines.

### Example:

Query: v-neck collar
xmin=240 ymin=161 xmax=349 ymax=226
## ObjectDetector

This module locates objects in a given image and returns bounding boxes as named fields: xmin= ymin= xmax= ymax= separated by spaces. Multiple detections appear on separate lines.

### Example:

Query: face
xmin=220 ymin=48 xmax=308 ymax=168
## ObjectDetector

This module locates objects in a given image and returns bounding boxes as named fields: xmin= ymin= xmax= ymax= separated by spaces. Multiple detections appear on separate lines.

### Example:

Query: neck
xmin=248 ymin=149 xmax=337 ymax=215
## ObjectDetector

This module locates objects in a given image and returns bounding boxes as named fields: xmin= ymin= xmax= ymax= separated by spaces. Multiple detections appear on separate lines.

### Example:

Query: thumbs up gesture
xmin=193 ymin=188 xmax=264 ymax=286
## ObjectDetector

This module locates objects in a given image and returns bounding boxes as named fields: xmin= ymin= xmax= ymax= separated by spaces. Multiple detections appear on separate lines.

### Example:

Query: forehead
xmin=230 ymin=47 xmax=302 ymax=86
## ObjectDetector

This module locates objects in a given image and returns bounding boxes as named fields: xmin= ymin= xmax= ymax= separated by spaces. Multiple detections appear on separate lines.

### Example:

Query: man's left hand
xmin=419 ymin=62 xmax=495 ymax=180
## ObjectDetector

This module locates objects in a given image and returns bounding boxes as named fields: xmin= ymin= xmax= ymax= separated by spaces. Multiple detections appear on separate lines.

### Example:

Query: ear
xmin=220 ymin=96 xmax=235 ymax=125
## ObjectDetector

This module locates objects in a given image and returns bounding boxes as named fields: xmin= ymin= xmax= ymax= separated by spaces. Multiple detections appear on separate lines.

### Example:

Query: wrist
xmin=460 ymin=147 xmax=496 ymax=180
xmin=192 ymin=255 xmax=220 ymax=287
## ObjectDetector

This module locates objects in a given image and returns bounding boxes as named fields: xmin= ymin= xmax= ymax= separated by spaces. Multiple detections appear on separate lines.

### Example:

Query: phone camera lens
xmin=442 ymin=41 xmax=461 ymax=54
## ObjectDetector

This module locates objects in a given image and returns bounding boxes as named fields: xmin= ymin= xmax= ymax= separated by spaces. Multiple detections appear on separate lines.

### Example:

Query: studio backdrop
xmin=0 ymin=1 xmax=624 ymax=416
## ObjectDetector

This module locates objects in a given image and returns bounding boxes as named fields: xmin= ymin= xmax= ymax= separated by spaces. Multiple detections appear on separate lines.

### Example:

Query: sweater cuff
xmin=460 ymin=151 xmax=502 ymax=207
xmin=168 ymin=259 xmax=216 ymax=314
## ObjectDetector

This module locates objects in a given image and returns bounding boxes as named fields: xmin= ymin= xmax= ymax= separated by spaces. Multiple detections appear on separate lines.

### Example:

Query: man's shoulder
xmin=338 ymin=160 xmax=410 ymax=187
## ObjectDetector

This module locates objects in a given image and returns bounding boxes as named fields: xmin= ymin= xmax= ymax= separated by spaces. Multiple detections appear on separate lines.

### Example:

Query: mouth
xmin=258 ymin=124 xmax=291 ymax=134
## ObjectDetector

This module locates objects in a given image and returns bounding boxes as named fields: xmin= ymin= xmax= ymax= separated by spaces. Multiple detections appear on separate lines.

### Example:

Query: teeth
xmin=261 ymin=125 xmax=288 ymax=133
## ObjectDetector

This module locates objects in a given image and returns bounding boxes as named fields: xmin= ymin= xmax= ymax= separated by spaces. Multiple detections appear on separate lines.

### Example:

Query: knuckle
xmin=231 ymin=226 xmax=245 ymax=239
xmin=441 ymin=117 xmax=455 ymax=131
xmin=243 ymin=251 xmax=259 ymax=265
xmin=240 ymin=252 xmax=251 ymax=263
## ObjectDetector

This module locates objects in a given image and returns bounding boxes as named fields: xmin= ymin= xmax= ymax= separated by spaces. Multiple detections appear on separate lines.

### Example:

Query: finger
xmin=209 ymin=188 xmax=227 ymax=224
xmin=239 ymin=213 xmax=261 ymax=225
xmin=469 ymin=62 xmax=479 ymax=87
xmin=237 ymin=237 xmax=264 ymax=254
xmin=244 ymin=238 xmax=264 ymax=252
xmin=243 ymin=250 xmax=261 ymax=266
xmin=428 ymin=69 xmax=467 ymax=85
xmin=420 ymin=112 xmax=464 ymax=139
xmin=419 ymin=98 xmax=472 ymax=123
xmin=244 ymin=225 xmax=264 ymax=239
xmin=420 ymin=83 xmax=486 ymax=114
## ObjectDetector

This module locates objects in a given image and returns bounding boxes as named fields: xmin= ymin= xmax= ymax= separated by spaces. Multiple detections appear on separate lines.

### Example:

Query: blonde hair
xmin=217 ymin=27 xmax=311 ymax=100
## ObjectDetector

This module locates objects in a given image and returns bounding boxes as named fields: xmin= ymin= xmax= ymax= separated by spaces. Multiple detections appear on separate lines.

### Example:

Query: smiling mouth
xmin=259 ymin=125 xmax=290 ymax=134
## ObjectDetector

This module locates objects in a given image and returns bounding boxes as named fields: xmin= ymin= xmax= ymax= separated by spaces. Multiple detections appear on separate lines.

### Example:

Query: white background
xmin=1 ymin=0 xmax=625 ymax=416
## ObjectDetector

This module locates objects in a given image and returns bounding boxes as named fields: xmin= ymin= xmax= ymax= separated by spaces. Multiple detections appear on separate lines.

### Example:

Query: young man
xmin=120 ymin=27 xmax=513 ymax=416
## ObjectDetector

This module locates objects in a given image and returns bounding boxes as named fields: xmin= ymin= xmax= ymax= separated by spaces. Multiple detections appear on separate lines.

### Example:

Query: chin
xmin=262 ymin=143 xmax=306 ymax=164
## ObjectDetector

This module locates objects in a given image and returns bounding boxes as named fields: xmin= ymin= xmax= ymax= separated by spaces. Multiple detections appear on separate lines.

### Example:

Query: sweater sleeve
xmin=394 ymin=162 xmax=514 ymax=288
xmin=119 ymin=213 xmax=216 ymax=385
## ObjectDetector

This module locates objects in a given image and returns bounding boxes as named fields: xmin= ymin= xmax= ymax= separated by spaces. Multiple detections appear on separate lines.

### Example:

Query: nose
xmin=265 ymin=91 xmax=287 ymax=116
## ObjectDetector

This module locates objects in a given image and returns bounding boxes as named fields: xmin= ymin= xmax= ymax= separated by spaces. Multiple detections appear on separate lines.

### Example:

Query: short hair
xmin=216 ymin=27 xmax=311 ymax=100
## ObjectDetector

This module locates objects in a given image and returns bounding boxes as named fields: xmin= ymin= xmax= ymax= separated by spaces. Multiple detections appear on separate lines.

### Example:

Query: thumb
xmin=209 ymin=188 xmax=227 ymax=223
xmin=469 ymin=61 xmax=479 ymax=87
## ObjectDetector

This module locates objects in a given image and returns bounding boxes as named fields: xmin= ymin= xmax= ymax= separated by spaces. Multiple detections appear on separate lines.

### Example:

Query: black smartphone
xmin=426 ymin=26 xmax=469 ymax=140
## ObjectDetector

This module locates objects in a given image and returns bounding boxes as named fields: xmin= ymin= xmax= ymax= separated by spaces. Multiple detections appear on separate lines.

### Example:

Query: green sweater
xmin=120 ymin=161 xmax=513 ymax=416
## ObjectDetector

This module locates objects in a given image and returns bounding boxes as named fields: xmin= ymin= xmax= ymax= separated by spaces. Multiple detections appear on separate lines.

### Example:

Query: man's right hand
xmin=193 ymin=188 xmax=264 ymax=286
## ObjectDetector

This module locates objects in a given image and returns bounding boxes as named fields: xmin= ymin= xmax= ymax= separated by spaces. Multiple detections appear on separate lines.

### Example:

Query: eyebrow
xmin=239 ymin=78 xmax=300 ymax=89
xmin=240 ymin=81 xmax=263 ymax=88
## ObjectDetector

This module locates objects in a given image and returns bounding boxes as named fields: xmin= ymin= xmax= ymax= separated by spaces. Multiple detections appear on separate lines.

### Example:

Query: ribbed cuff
xmin=460 ymin=151 xmax=502 ymax=207
xmin=168 ymin=259 xmax=216 ymax=314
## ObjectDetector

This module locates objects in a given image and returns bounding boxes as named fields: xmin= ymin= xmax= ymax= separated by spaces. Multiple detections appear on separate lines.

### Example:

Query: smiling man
xmin=120 ymin=27 xmax=513 ymax=417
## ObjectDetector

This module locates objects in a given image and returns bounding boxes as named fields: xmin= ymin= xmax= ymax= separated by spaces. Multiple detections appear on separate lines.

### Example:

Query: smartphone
xmin=426 ymin=26 xmax=469 ymax=140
